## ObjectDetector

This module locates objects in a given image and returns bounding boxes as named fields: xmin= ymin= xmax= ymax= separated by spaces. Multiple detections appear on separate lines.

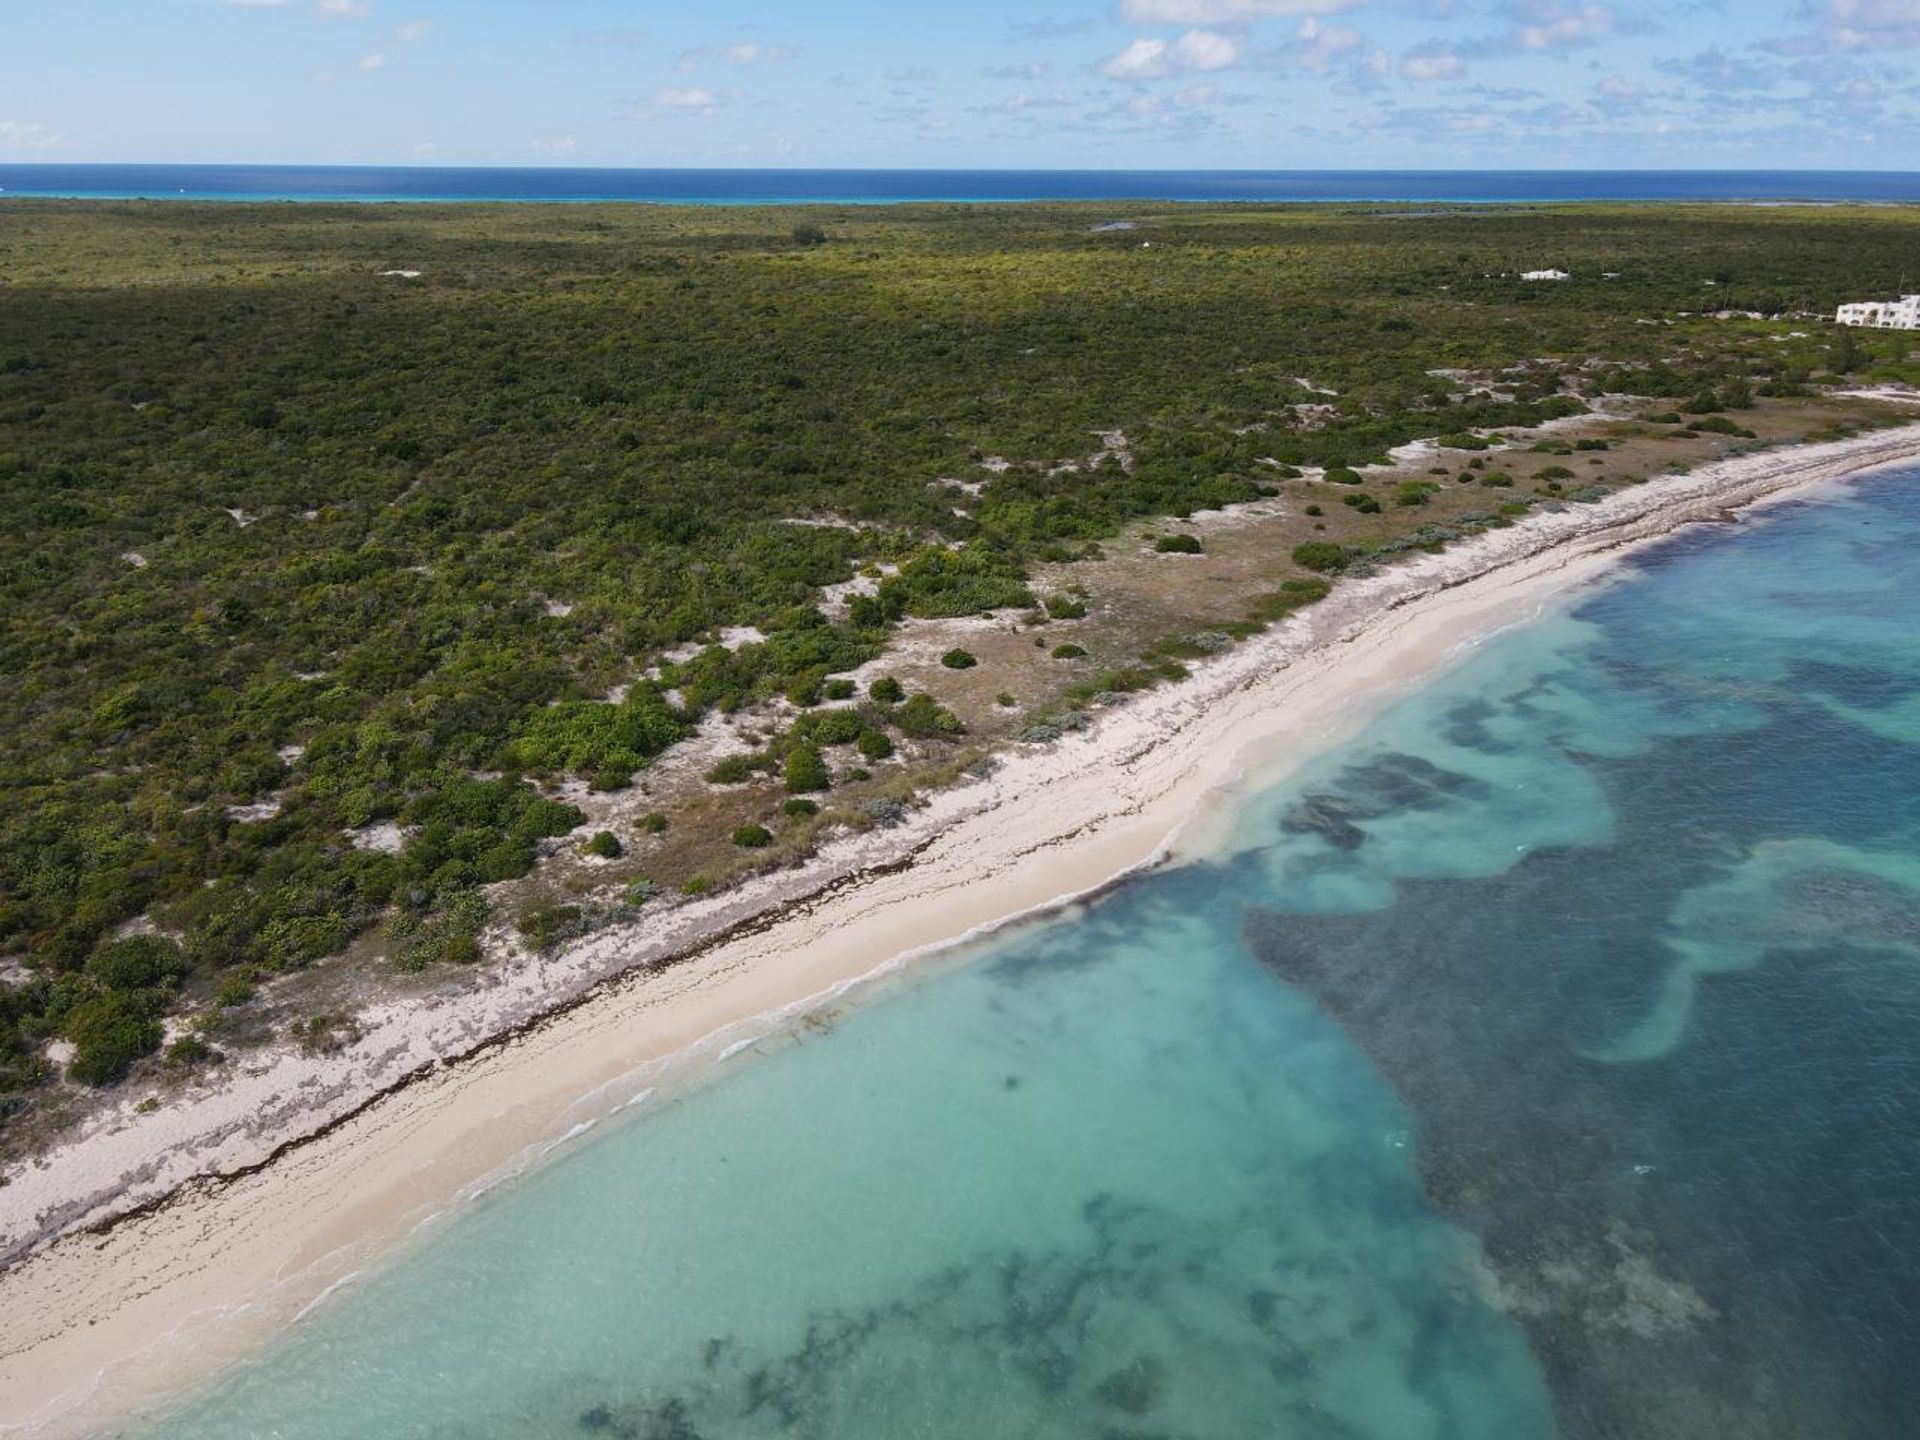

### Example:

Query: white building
xmin=1522 ymin=268 xmax=1571 ymax=282
xmin=1836 ymin=295 xmax=1920 ymax=330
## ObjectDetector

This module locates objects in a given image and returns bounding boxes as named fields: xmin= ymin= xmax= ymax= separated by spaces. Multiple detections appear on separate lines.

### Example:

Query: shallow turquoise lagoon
xmin=146 ymin=466 xmax=1920 ymax=1440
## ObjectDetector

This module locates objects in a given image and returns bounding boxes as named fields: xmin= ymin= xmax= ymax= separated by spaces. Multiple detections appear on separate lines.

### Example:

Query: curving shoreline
xmin=3 ymin=422 xmax=1919 ymax=1438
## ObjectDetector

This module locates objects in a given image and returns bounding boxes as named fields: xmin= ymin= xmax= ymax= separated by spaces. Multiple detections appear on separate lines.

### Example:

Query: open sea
xmin=138 ymin=463 xmax=1920 ymax=1440
xmin=2 ymin=166 xmax=1919 ymax=206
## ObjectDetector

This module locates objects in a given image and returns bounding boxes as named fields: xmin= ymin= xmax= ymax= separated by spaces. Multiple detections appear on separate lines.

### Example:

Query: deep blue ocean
xmin=3 ymin=166 xmax=1919 ymax=205
xmin=131 ymin=464 xmax=1920 ymax=1440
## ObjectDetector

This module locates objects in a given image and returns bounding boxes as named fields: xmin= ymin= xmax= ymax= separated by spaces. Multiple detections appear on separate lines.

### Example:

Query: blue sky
xmin=5 ymin=1 xmax=1919 ymax=169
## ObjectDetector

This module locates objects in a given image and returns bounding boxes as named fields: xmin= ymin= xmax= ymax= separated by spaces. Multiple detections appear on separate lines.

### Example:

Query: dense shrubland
xmin=1 ymin=198 xmax=1916 ymax=1108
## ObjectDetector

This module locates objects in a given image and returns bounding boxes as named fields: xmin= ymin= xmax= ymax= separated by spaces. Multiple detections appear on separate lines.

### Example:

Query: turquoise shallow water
xmin=143 ymin=467 xmax=1920 ymax=1440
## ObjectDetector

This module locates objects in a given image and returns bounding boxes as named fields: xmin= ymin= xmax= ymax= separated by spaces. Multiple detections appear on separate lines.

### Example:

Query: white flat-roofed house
xmin=1836 ymin=295 xmax=1920 ymax=329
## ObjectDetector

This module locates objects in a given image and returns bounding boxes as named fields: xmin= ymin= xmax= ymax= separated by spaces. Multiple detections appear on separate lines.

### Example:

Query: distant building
xmin=1836 ymin=295 xmax=1920 ymax=330
xmin=1522 ymin=269 xmax=1571 ymax=281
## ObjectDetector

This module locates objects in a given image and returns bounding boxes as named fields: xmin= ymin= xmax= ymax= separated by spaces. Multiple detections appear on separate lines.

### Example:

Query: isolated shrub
xmin=941 ymin=648 xmax=979 ymax=670
xmin=785 ymin=742 xmax=831 ymax=793
xmin=897 ymin=693 xmax=964 ymax=739
xmin=164 ymin=1034 xmax=218 ymax=1069
xmin=1303 ymin=504 xmax=1324 ymax=516
xmin=637 ymin=811 xmax=670 ymax=835
xmin=732 ymin=824 xmax=773 ymax=848
xmin=1342 ymin=493 xmax=1382 ymax=514
xmin=822 ymin=679 xmax=857 ymax=701
xmin=1325 ymin=466 xmax=1365 ymax=485
xmin=1291 ymin=542 xmax=1349 ymax=574
xmin=706 ymin=753 xmax=764 ymax=785
xmin=868 ymin=676 xmax=904 ymax=703
xmin=856 ymin=729 xmax=895 ymax=760
xmin=1154 ymin=533 xmax=1203 ymax=554
xmin=516 ymin=900 xmax=584 ymax=952
xmin=585 ymin=830 xmax=623 ymax=859
xmin=1044 ymin=595 xmax=1088 ymax=620
xmin=1052 ymin=643 xmax=1088 ymax=660
xmin=782 ymin=798 xmax=820 ymax=819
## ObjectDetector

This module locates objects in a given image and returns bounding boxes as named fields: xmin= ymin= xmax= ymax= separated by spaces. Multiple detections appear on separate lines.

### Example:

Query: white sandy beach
xmin=3 ymin=423 xmax=1919 ymax=1438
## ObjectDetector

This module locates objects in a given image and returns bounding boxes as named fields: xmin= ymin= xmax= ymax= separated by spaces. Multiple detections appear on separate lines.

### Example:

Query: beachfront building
xmin=1836 ymin=295 xmax=1920 ymax=330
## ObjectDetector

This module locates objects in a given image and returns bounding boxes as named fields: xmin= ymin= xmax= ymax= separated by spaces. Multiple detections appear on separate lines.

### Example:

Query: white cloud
xmin=1103 ymin=28 xmax=1240 ymax=78
xmin=1502 ymin=1 xmax=1616 ymax=50
xmin=676 ymin=41 xmax=798 ymax=70
xmin=1402 ymin=49 xmax=1463 ymax=79
xmin=1294 ymin=16 xmax=1363 ymax=68
xmin=410 ymin=141 xmax=436 ymax=159
xmin=1120 ymin=0 xmax=1355 ymax=21
xmin=396 ymin=19 xmax=430 ymax=42
xmin=655 ymin=88 xmax=721 ymax=110
xmin=359 ymin=50 xmax=386 ymax=69
xmin=532 ymin=135 xmax=578 ymax=155
xmin=318 ymin=0 xmax=371 ymax=16
xmin=0 ymin=120 xmax=64 ymax=151
xmin=1789 ymin=0 xmax=1920 ymax=50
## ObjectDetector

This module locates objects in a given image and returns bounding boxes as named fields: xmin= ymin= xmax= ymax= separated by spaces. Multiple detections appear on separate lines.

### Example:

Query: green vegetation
xmin=784 ymin=743 xmax=831 ymax=794
xmin=1154 ymin=533 xmax=1204 ymax=554
xmin=2 ymin=197 xmax=1915 ymax=1118
xmin=731 ymin=824 xmax=774 ymax=849
xmin=940 ymin=648 xmax=979 ymax=670
xmin=1291 ymin=542 xmax=1351 ymax=574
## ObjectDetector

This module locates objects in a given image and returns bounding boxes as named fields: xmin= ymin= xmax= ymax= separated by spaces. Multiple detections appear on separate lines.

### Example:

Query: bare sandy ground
xmin=3 ymin=424 xmax=1918 ymax=1438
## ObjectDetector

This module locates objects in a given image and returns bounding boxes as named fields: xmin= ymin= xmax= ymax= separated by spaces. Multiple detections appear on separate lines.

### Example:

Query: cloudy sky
xmin=5 ymin=0 xmax=1919 ymax=169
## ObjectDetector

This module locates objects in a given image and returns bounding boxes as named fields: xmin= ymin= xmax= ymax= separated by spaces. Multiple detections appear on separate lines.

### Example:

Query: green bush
xmin=64 ymin=992 xmax=163 ymax=1085
xmin=857 ymin=729 xmax=895 ymax=760
xmin=732 ymin=824 xmax=773 ymax=848
xmin=1154 ymin=533 xmax=1203 ymax=554
xmin=515 ymin=901 xmax=585 ymax=951
xmin=785 ymin=743 xmax=831 ymax=793
xmin=1044 ymin=595 xmax=1088 ymax=620
xmin=585 ymin=830 xmax=623 ymax=859
xmin=794 ymin=708 xmax=865 ymax=746
xmin=87 ymin=935 xmax=185 ymax=991
xmin=782 ymin=798 xmax=820 ymax=819
xmin=706 ymin=753 xmax=767 ymax=785
xmin=822 ymin=679 xmax=857 ymax=701
xmin=1325 ymin=466 xmax=1365 ymax=486
xmin=164 ymin=1034 xmax=218 ymax=1069
xmin=1342 ymin=493 xmax=1382 ymax=514
xmin=1291 ymin=542 xmax=1349 ymax=574
xmin=637 ymin=811 xmax=670 ymax=835
xmin=897 ymin=694 xmax=964 ymax=739
xmin=868 ymin=676 xmax=904 ymax=703
xmin=1052 ymin=643 xmax=1088 ymax=660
